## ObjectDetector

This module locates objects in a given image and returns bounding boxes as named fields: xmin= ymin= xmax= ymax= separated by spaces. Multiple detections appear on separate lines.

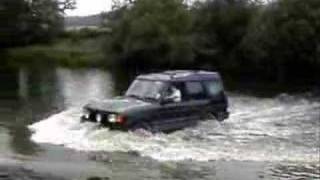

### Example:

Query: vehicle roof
xmin=136 ymin=70 xmax=221 ymax=82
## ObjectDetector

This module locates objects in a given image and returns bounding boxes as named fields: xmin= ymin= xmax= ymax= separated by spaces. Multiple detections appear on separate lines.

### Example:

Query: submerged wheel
xmin=131 ymin=122 xmax=154 ymax=134
xmin=215 ymin=112 xmax=226 ymax=122
xmin=204 ymin=112 xmax=215 ymax=120
xmin=205 ymin=112 xmax=225 ymax=122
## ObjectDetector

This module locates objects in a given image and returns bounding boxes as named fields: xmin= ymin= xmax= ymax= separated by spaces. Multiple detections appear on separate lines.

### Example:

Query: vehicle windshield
xmin=125 ymin=79 xmax=166 ymax=101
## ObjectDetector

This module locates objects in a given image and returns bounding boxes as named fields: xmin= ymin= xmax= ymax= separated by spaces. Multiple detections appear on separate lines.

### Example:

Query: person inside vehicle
xmin=168 ymin=85 xmax=181 ymax=103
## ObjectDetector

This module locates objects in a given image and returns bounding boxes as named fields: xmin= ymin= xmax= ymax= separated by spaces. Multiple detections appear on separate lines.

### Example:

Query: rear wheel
xmin=204 ymin=112 xmax=215 ymax=120
xmin=215 ymin=112 xmax=226 ymax=122
xmin=205 ymin=112 xmax=226 ymax=122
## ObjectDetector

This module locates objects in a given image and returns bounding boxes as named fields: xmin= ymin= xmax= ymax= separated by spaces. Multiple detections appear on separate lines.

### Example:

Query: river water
xmin=0 ymin=67 xmax=319 ymax=180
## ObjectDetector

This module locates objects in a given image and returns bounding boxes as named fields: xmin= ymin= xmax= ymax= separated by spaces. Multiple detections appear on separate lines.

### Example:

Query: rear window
xmin=204 ymin=80 xmax=223 ymax=97
xmin=185 ymin=81 xmax=206 ymax=100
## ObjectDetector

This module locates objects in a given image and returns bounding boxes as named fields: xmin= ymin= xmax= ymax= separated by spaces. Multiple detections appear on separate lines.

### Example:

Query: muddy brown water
xmin=0 ymin=67 xmax=319 ymax=180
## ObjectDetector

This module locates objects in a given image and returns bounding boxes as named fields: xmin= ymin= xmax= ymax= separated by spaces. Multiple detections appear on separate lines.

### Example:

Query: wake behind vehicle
xmin=81 ymin=70 xmax=229 ymax=132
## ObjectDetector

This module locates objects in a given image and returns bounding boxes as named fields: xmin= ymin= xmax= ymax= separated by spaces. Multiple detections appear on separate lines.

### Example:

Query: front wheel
xmin=131 ymin=122 xmax=154 ymax=134
xmin=215 ymin=111 xmax=229 ymax=122
xmin=215 ymin=112 xmax=225 ymax=122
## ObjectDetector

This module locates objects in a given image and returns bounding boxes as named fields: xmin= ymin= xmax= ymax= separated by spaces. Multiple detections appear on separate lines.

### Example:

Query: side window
xmin=162 ymin=82 xmax=185 ymax=101
xmin=204 ymin=80 xmax=223 ymax=97
xmin=185 ymin=81 xmax=206 ymax=100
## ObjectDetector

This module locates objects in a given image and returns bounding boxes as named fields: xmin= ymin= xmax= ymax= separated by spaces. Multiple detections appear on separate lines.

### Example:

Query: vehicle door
xmin=151 ymin=82 xmax=192 ymax=130
xmin=182 ymin=81 xmax=211 ymax=121
xmin=154 ymin=81 xmax=208 ymax=130
xmin=203 ymin=79 xmax=228 ymax=113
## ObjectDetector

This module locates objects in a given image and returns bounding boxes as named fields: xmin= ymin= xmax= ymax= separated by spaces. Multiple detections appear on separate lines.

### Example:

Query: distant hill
xmin=64 ymin=14 xmax=104 ymax=29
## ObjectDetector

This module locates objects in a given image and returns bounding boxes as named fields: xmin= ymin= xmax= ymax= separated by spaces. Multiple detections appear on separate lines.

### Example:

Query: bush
xmin=105 ymin=0 xmax=194 ymax=71
xmin=241 ymin=0 xmax=320 ymax=83
xmin=5 ymin=37 xmax=105 ymax=68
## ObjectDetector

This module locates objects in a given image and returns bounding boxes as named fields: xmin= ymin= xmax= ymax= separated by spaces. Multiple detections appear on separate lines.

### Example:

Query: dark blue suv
xmin=81 ymin=70 xmax=229 ymax=132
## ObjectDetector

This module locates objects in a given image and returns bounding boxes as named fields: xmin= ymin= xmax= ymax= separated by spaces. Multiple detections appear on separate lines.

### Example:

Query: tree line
xmin=0 ymin=0 xmax=75 ymax=48
xmin=105 ymin=0 xmax=320 ymax=84
xmin=1 ymin=0 xmax=319 ymax=85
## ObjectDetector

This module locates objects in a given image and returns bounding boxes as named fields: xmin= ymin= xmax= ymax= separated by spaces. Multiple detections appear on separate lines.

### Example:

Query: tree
xmin=0 ymin=0 xmax=29 ymax=47
xmin=242 ymin=0 xmax=320 ymax=83
xmin=111 ymin=0 xmax=135 ymax=9
xmin=106 ymin=0 xmax=194 ymax=71
xmin=0 ymin=0 xmax=76 ymax=48
xmin=58 ymin=0 xmax=76 ymax=11
xmin=191 ymin=0 xmax=258 ymax=71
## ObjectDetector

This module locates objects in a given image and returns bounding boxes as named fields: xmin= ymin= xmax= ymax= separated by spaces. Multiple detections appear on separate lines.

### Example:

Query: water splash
xmin=29 ymin=94 xmax=320 ymax=163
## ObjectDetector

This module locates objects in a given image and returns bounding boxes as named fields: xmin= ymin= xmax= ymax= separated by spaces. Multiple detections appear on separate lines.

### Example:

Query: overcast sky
xmin=65 ymin=0 xmax=111 ymax=16
xmin=65 ymin=0 xmax=268 ymax=17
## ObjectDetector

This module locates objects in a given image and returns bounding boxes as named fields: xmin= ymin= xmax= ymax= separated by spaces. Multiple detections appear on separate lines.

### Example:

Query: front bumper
xmin=81 ymin=113 xmax=127 ymax=130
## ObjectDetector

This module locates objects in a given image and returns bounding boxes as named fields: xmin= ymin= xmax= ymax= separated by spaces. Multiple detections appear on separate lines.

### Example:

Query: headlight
xmin=96 ymin=113 xmax=103 ymax=123
xmin=82 ymin=109 xmax=90 ymax=119
xmin=108 ymin=114 xmax=126 ymax=124
xmin=108 ymin=114 xmax=117 ymax=123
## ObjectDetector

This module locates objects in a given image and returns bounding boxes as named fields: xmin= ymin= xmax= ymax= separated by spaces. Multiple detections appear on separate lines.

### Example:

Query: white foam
xmin=29 ymin=96 xmax=320 ymax=162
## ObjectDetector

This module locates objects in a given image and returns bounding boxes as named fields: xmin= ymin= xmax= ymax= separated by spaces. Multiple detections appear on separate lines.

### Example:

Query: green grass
xmin=6 ymin=36 xmax=106 ymax=68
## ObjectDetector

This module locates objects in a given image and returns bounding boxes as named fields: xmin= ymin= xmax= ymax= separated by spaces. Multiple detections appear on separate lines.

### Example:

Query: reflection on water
xmin=0 ymin=127 xmax=11 ymax=156
xmin=56 ymin=68 xmax=115 ymax=107
xmin=18 ymin=68 xmax=28 ymax=99
xmin=0 ymin=67 xmax=117 ymax=156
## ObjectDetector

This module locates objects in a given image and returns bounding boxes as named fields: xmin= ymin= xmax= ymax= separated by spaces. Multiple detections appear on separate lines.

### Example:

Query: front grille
xmin=85 ymin=109 xmax=125 ymax=130
xmin=87 ymin=110 xmax=110 ymax=124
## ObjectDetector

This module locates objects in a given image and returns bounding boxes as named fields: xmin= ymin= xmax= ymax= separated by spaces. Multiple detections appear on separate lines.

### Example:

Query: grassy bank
xmin=5 ymin=35 xmax=106 ymax=68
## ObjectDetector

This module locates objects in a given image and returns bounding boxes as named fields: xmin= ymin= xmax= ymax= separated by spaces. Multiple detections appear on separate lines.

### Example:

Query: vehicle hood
xmin=84 ymin=97 xmax=152 ymax=114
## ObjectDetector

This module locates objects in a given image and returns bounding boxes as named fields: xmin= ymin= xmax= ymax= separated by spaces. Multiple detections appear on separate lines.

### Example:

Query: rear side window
xmin=185 ymin=81 xmax=206 ymax=100
xmin=204 ymin=80 xmax=223 ymax=97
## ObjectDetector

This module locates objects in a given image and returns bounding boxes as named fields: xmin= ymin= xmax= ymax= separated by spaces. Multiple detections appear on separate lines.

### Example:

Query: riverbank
xmin=1 ymin=29 xmax=319 ymax=93
xmin=3 ymin=36 xmax=106 ymax=68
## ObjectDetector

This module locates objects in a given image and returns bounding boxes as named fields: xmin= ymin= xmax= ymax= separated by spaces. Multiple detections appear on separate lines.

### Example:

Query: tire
xmin=204 ymin=112 xmax=225 ymax=122
xmin=204 ymin=112 xmax=215 ymax=120
xmin=131 ymin=122 xmax=154 ymax=133
xmin=215 ymin=112 xmax=226 ymax=122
